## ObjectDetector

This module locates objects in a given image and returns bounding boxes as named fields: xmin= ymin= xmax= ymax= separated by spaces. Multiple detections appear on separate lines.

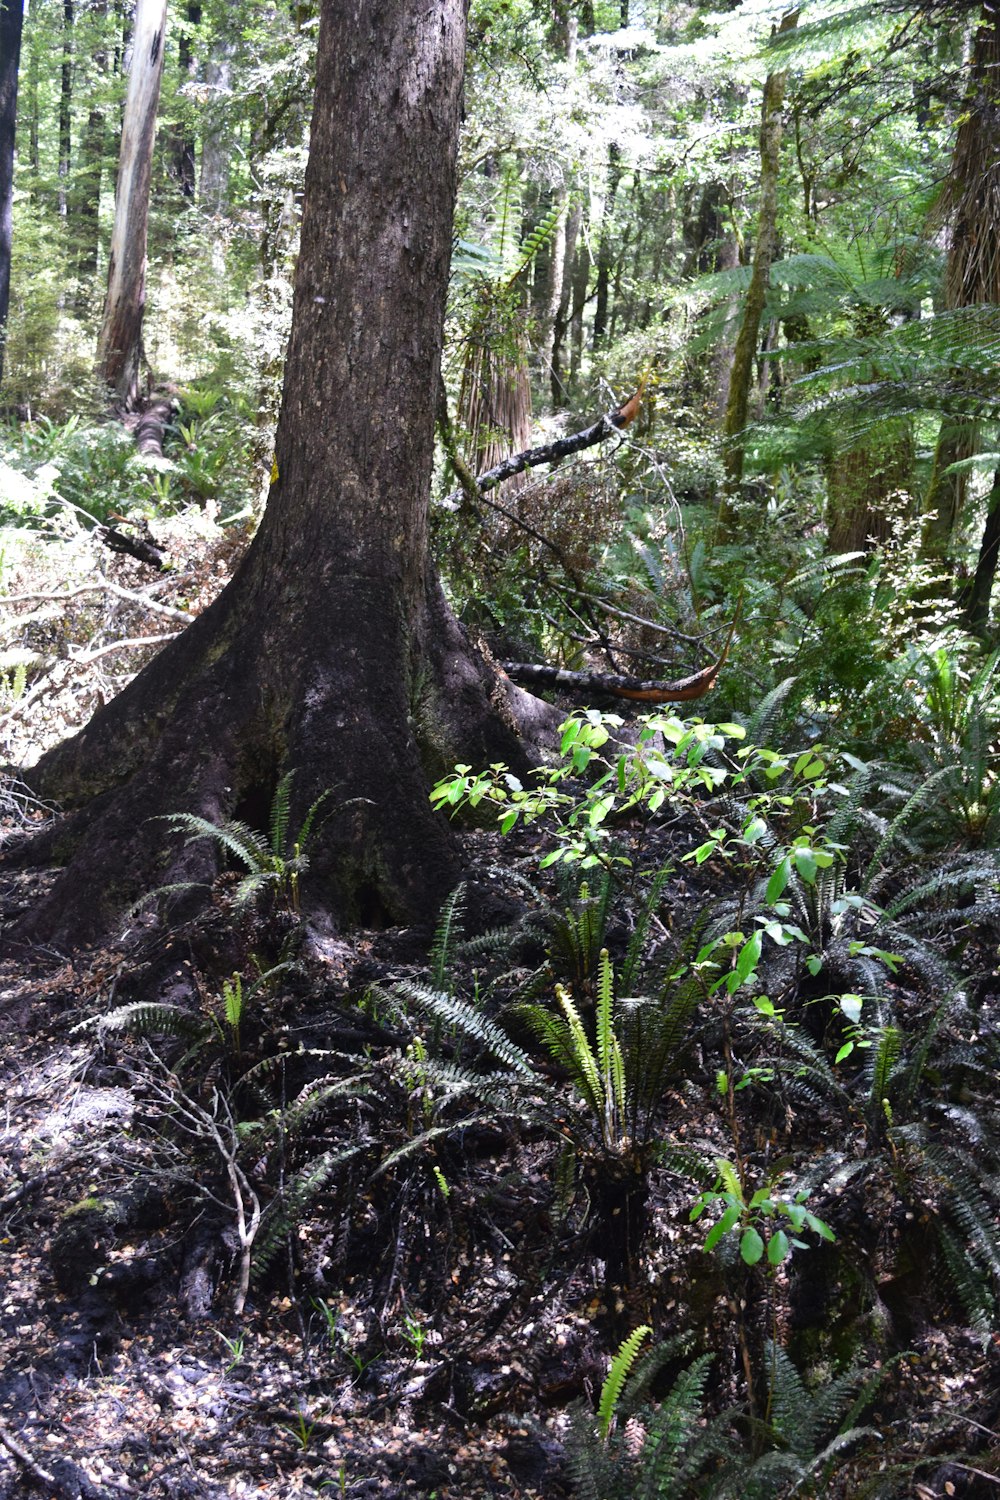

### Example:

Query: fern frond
xmin=430 ymin=883 xmax=467 ymax=992
xmin=868 ymin=1024 xmax=902 ymax=1111
xmin=251 ymin=1145 xmax=365 ymax=1280
xmin=555 ymin=984 xmax=605 ymax=1122
xmin=394 ymin=980 xmax=536 ymax=1076
xmin=268 ymin=771 xmax=294 ymax=859
xmin=744 ymin=675 xmax=798 ymax=747
xmin=621 ymin=864 xmax=672 ymax=993
xmin=98 ymin=1002 xmax=206 ymax=1041
xmin=636 ymin=1352 xmax=715 ymax=1496
xmin=862 ymin=766 xmax=953 ymax=894
xmin=598 ymin=1325 xmax=652 ymax=1441
xmin=156 ymin=811 xmax=272 ymax=872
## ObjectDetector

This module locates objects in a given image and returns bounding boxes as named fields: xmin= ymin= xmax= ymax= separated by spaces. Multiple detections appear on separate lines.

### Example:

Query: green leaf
xmin=805 ymin=1212 xmax=836 ymax=1241
xmin=840 ymin=994 xmax=864 ymax=1024
xmin=767 ymin=1229 xmax=790 ymax=1265
xmin=740 ymin=1226 xmax=765 ymax=1264
xmin=793 ymin=848 xmax=818 ymax=883
xmin=767 ymin=857 xmax=790 ymax=905
xmin=704 ymin=1202 xmax=741 ymax=1253
xmin=736 ymin=931 xmax=762 ymax=983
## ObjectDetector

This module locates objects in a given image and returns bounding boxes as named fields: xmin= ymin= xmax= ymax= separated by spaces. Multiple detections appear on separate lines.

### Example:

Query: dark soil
xmin=1 ymin=808 xmax=998 ymax=1499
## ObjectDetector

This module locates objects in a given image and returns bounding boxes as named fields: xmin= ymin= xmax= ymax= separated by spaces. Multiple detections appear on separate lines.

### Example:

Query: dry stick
xmin=0 ymin=1417 xmax=58 ymax=1489
xmin=1 ymin=580 xmax=191 ymax=623
xmin=70 ymin=633 xmax=181 ymax=665
xmin=540 ymin=609 xmax=683 ymax=667
xmin=440 ymin=386 xmax=640 ymax=509
xmin=561 ymin=586 xmax=709 ymax=649
xmin=442 ymin=383 xmax=745 ymax=699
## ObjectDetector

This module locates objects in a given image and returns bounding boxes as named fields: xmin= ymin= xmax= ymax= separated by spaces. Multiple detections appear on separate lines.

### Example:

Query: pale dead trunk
xmin=95 ymin=0 xmax=167 ymax=407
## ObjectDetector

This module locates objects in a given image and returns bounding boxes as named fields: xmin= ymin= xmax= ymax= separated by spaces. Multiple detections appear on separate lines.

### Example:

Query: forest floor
xmin=1 ymin=512 xmax=999 ymax=1499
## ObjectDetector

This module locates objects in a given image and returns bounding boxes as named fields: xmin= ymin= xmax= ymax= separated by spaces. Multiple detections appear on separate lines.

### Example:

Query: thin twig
xmin=2 ymin=580 xmax=191 ymax=623
xmin=0 ymin=1417 xmax=57 ymax=1488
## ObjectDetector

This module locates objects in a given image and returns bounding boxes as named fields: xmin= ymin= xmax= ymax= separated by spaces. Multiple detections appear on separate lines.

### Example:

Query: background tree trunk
xmin=966 ymin=465 xmax=1000 ymax=634
xmin=17 ymin=0 xmax=547 ymax=949
xmin=0 ymin=0 xmax=25 ymax=388
xmin=95 ymin=0 xmax=168 ymax=406
xmin=58 ymin=0 xmax=73 ymax=220
xmin=719 ymin=9 xmax=797 ymax=515
xmin=71 ymin=0 xmax=109 ymax=304
xmin=168 ymin=1 xmax=201 ymax=199
xmin=921 ymin=4 xmax=1000 ymax=565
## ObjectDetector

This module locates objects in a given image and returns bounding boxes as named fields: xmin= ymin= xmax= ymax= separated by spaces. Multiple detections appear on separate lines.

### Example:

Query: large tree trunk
xmin=13 ymin=0 xmax=548 ymax=951
xmin=826 ymin=423 xmax=913 ymax=554
xmin=0 ymin=0 xmax=25 ymax=388
xmin=95 ymin=0 xmax=167 ymax=407
xmin=719 ymin=10 xmax=797 ymax=519
xmin=921 ymin=4 xmax=1000 ymax=562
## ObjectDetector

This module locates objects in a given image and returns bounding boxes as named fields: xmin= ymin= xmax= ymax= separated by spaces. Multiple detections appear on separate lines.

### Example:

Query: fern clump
xmin=155 ymin=770 xmax=332 ymax=914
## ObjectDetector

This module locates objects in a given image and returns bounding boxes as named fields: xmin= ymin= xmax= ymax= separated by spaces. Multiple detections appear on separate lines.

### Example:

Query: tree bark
xmin=0 ymin=0 xmax=25 ymax=388
xmin=13 ymin=0 xmax=549 ymax=951
xmin=592 ymin=142 xmax=622 ymax=349
xmin=58 ymin=0 xmax=73 ymax=220
xmin=95 ymin=0 xmax=168 ymax=407
xmin=719 ymin=9 xmax=798 ymax=519
xmin=71 ymin=0 xmax=109 ymax=304
xmin=168 ymin=1 xmax=201 ymax=199
xmin=921 ymin=3 xmax=1000 ymax=561
xmin=966 ymin=465 xmax=1000 ymax=634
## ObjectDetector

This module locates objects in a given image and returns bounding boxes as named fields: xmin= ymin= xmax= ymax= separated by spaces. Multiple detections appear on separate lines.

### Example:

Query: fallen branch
xmin=503 ymin=605 xmax=741 ymax=705
xmin=69 ymin=633 xmax=181 ymax=665
xmin=442 ymin=386 xmax=644 ymax=508
xmin=97 ymin=521 xmax=170 ymax=570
